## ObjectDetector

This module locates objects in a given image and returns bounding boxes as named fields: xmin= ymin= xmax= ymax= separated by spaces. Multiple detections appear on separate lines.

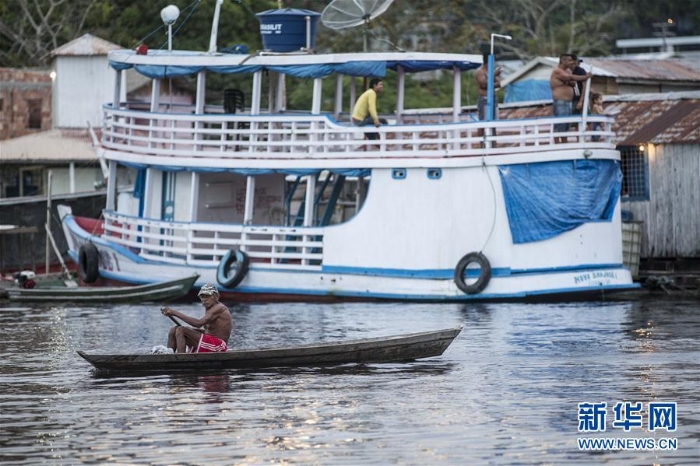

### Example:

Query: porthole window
xmin=392 ymin=168 xmax=407 ymax=179
xmin=427 ymin=168 xmax=442 ymax=179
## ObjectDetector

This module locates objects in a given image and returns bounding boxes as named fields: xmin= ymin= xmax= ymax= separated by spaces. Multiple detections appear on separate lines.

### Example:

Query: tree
xmin=0 ymin=0 xmax=103 ymax=67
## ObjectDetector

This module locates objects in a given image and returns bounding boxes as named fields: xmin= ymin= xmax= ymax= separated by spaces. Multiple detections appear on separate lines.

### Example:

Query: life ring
xmin=454 ymin=252 xmax=491 ymax=295
xmin=79 ymin=242 xmax=100 ymax=283
xmin=216 ymin=249 xmax=249 ymax=289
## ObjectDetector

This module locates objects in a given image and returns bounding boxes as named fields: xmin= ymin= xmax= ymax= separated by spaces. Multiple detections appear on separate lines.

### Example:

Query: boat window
xmin=285 ymin=172 xmax=369 ymax=227
xmin=427 ymin=168 xmax=442 ymax=179
xmin=392 ymin=169 xmax=407 ymax=180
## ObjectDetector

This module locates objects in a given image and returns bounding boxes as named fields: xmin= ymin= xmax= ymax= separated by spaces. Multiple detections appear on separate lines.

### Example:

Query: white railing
xmin=103 ymin=211 xmax=325 ymax=270
xmin=102 ymin=104 xmax=615 ymax=161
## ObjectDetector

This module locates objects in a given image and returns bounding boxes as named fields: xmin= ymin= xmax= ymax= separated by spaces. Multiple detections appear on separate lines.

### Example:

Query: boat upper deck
xmin=104 ymin=49 xmax=616 ymax=169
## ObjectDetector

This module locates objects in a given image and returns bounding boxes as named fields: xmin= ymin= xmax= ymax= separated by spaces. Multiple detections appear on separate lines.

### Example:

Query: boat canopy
xmin=108 ymin=51 xmax=480 ymax=79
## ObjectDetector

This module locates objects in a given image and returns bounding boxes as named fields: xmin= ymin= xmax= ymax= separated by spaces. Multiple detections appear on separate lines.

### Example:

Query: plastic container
xmin=256 ymin=9 xmax=320 ymax=52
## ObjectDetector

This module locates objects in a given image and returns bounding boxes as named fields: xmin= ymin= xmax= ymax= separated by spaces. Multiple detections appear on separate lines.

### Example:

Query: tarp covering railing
xmin=498 ymin=160 xmax=622 ymax=244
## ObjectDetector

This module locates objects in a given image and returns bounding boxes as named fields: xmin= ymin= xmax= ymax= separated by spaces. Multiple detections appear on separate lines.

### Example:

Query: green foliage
xmin=0 ymin=0 xmax=697 ymax=111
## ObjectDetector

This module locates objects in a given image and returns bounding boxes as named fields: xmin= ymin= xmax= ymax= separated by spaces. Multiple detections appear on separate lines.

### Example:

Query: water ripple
xmin=0 ymin=299 xmax=698 ymax=464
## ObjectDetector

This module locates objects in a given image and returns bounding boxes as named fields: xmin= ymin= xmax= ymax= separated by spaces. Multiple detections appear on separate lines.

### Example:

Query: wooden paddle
xmin=161 ymin=308 xmax=182 ymax=326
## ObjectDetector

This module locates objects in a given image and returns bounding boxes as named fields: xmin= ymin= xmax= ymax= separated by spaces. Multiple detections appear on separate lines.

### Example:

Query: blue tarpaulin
xmin=120 ymin=162 xmax=371 ymax=179
xmin=110 ymin=59 xmax=476 ymax=79
xmin=498 ymin=160 xmax=622 ymax=244
xmin=504 ymin=79 xmax=552 ymax=103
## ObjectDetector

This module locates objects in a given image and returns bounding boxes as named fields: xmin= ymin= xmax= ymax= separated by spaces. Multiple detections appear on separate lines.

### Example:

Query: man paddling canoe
xmin=161 ymin=284 xmax=231 ymax=353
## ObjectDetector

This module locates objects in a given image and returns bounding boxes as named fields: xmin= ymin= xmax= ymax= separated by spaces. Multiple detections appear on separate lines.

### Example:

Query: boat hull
xmin=58 ymin=212 xmax=637 ymax=301
xmin=5 ymin=274 xmax=198 ymax=303
xmin=77 ymin=327 xmax=462 ymax=374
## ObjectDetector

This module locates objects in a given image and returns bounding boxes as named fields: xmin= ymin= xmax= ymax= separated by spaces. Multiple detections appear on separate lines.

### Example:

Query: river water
xmin=0 ymin=297 xmax=698 ymax=465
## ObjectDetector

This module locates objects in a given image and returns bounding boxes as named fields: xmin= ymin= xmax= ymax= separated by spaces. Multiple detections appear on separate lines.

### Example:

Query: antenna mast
xmin=208 ymin=0 xmax=224 ymax=53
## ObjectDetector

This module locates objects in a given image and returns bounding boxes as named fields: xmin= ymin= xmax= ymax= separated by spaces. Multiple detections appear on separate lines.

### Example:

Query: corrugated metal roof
xmin=502 ymin=57 xmax=700 ymax=87
xmin=51 ymin=34 xmax=122 ymax=57
xmin=498 ymin=91 xmax=700 ymax=144
xmin=583 ymin=58 xmax=700 ymax=82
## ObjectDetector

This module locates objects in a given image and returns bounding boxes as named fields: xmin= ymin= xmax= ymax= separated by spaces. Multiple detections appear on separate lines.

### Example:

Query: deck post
xmin=303 ymin=176 xmax=316 ymax=227
xmin=250 ymin=71 xmax=262 ymax=154
xmin=452 ymin=67 xmax=461 ymax=122
xmin=106 ymin=161 xmax=117 ymax=211
xmin=349 ymin=78 xmax=356 ymax=114
xmin=302 ymin=174 xmax=316 ymax=265
xmin=112 ymin=69 xmax=122 ymax=131
xmin=195 ymin=71 xmax=206 ymax=151
xmin=311 ymin=78 xmax=322 ymax=114
xmin=189 ymin=172 xmax=199 ymax=222
xmin=396 ymin=66 xmax=405 ymax=124
xmin=149 ymin=79 xmax=161 ymax=149
xmin=244 ymin=176 xmax=255 ymax=225
xmin=275 ymin=72 xmax=285 ymax=112
xmin=334 ymin=74 xmax=343 ymax=118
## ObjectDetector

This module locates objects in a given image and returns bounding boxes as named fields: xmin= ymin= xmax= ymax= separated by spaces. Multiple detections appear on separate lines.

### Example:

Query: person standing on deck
xmin=570 ymin=55 xmax=588 ymax=115
xmin=161 ymin=284 xmax=231 ymax=353
xmin=550 ymin=53 xmax=592 ymax=143
xmin=351 ymin=78 xmax=387 ymax=141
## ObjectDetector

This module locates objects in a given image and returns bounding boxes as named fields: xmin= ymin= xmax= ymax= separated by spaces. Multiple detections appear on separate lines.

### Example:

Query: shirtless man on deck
xmin=161 ymin=284 xmax=231 ymax=353
xmin=550 ymin=54 xmax=592 ymax=143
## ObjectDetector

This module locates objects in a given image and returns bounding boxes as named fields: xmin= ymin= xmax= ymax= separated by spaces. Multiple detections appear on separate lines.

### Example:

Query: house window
xmin=618 ymin=145 xmax=649 ymax=201
xmin=27 ymin=99 xmax=42 ymax=129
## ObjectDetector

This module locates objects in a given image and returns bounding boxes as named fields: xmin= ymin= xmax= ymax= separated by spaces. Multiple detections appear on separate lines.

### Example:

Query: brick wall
xmin=0 ymin=68 xmax=52 ymax=140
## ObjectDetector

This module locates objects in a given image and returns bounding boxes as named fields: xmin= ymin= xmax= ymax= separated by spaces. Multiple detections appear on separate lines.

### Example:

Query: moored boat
xmin=77 ymin=326 xmax=462 ymax=374
xmin=5 ymin=273 xmax=198 ymax=303
xmin=58 ymin=3 xmax=638 ymax=302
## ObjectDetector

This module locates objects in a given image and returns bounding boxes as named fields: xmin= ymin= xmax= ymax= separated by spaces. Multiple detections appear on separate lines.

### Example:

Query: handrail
xmin=102 ymin=211 xmax=325 ymax=269
xmin=102 ymin=104 xmax=616 ymax=162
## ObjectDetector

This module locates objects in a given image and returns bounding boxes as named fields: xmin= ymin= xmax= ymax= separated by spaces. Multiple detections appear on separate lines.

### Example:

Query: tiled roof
xmin=0 ymin=129 xmax=99 ymax=163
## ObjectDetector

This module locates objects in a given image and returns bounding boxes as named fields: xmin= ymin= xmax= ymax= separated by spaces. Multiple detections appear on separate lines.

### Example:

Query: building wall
xmin=52 ymin=56 xmax=115 ymax=128
xmin=0 ymin=68 xmax=52 ymax=140
xmin=623 ymin=143 xmax=700 ymax=258
xmin=50 ymin=166 xmax=104 ymax=195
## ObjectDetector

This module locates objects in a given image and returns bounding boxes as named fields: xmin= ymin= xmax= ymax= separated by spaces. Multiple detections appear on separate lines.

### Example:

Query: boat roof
xmin=108 ymin=50 xmax=482 ymax=79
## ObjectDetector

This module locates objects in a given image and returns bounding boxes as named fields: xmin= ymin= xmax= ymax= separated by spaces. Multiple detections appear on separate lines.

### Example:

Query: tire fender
xmin=216 ymin=249 xmax=249 ymax=289
xmin=79 ymin=242 xmax=100 ymax=283
xmin=454 ymin=252 xmax=491 ymax=295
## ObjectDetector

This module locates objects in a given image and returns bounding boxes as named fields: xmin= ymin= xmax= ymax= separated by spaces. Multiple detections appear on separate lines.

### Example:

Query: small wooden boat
xmin=5 ymin=274 xmax=198 ymax=303
xmin=77 ymin=327 xmax=462 ymax=374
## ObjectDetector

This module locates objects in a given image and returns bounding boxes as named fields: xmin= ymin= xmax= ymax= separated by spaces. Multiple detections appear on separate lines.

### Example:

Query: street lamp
xmin=486 ymin=33 xmax=512 ymax=121
xmin=161 ymin=5 xmax=180 ymax=51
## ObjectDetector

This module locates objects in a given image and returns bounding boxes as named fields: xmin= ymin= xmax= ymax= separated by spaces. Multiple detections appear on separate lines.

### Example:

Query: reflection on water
xmin=0 ymin=298 xmax=698 ymax=464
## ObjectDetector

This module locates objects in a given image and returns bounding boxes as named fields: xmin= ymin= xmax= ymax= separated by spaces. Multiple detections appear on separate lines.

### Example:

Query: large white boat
xmin=59 ymin=5 xmax=637 ymax=301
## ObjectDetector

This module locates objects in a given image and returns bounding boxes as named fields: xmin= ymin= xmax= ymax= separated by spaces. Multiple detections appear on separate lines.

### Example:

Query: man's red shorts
xmin=193 ymin=333 xmax=227 ymax=353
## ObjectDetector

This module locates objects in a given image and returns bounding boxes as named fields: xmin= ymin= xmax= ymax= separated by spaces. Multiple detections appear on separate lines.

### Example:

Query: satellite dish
xmin=321 ymin=0 xmax=394 ymax=30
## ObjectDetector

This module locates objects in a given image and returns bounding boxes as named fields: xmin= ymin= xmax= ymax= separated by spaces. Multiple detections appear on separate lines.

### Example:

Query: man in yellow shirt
xmin=351 ymin=78 xmax=386 ymax=140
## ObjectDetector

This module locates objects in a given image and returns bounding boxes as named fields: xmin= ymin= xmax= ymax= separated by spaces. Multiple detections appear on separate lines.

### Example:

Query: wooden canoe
xmin=77 ymin=326 xmax=462 ymax=373
xmin=5 ymin=274 xmax=198 ymax=303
